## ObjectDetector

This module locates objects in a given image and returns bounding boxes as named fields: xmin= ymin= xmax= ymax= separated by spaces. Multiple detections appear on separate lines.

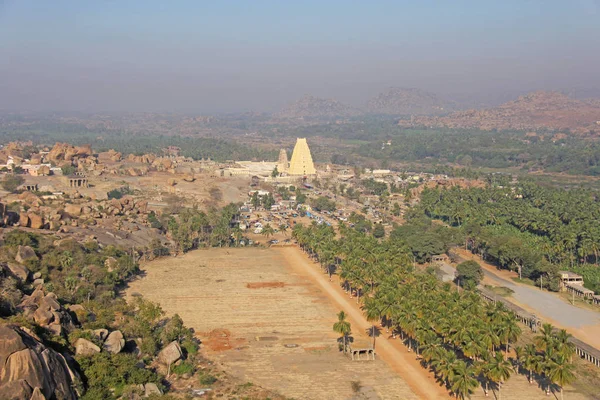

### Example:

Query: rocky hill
xmin=276 ymin=95 xmax=361 ymax=119
xmin=366 ymin=87 xmax=455 ymax=115
xmin=399 ymin=91 xmax=600 ymax=134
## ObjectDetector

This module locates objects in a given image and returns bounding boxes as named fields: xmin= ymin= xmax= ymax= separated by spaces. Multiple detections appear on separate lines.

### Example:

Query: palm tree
xmin=261 ymin=223 xmax=275 ymax=239
xmin=362 ymin=297 xmax=383 ymax=350
xmin=431 ymin=349 xmax=458 ymax=386
xmin=547 ymin=354 xmax=576 ymax=400
xmin=534 ymin=323 xmax=555 ymax=352
xmin=499 ymin=317 xmax=522 ymax=356
xmin=488 ymin=351 xmax=513 ymax=399
xmin=279 ymin=223 xmax=288 ymax=237
xmin=521 ymin=344 xmax=540 ymax=384
xmin=333 ymin=311 xmax=351 ymax=354
xmin=554 ymin=329 xmax=575 ymax=360
xmin=450 ymin=360 xmax=479 ymax=399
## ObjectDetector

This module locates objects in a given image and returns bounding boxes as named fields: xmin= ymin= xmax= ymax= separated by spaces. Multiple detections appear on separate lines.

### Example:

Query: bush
xmin=172 ymin=361 xmax=195 ymax=376
xmin=351 ymin=380 xmax=362 ymax=393
xmin=1 ymin=174 xmax=24 ymax=193
xmin=198 ymin=371 xmax=218 ymax=385
xmin=61 ymin=165 xmax=77 ymax=176
xmin=107 ymin=186 xmax=133 ymax=200
xmin=4 ymin=230 xmax=39 ymax=248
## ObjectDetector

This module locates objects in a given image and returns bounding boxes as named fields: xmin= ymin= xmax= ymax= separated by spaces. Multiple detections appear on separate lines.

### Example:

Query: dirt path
xmin=277 ymin=246 xmax=450 ymax=400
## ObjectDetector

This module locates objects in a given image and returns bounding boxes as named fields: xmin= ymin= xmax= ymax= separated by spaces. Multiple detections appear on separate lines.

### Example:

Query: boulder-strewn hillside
xmin=366 ymin=87 xmax=455 ymax=115
xmin=399 ymin=91 xmax=600 ymax=134
xmin=276 ymin=95 xmax=361 ymax=118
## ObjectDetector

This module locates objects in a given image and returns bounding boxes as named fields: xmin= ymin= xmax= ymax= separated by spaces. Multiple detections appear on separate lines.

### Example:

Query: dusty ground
xmin=127 ymin=247 xmax=591 ymax=400
xmin=127 ymin=247 xmax=419 ymax=400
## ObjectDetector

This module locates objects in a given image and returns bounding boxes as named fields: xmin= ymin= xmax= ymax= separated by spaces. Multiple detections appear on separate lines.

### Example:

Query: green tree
xmin=372 ymin=223 xmax=385 ymax=239
xmin=456 ymin=260 xmax=483 ymax=287
xmin=450 ymin=361 xmax=479 ymax=399
xmin=333 ymin=310 xmax=351 ymax=354
xmin=262 ymin=223 xmax=275 ymax=239
xmin=547 ymin=354 xmax=576 ymax=400
xmin=1 ymin=174 xmax=24 ymax=193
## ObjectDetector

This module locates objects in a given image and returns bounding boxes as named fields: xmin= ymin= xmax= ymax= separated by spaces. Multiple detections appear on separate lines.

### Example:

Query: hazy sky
xmin=1 ymin=0 xmax=599 ymax=113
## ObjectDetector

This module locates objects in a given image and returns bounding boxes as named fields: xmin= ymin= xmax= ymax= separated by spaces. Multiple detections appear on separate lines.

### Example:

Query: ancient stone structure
xmin=68 ymin=176 xmax=88 ymax=188
xmin=277 ymin=149 xmax=289 ymax=173
xmin=288 ymin=138 xmax=316 ymax=176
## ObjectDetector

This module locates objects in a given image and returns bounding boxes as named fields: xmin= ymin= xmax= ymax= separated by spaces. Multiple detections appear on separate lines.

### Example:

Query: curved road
xmin=481 ymin=267 xmax=600 ymax=329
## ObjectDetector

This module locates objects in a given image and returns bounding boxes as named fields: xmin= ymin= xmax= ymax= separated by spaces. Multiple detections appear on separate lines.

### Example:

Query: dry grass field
xmin=127 ymin=247 xmax=593 ymax=400
xmin=127 ymin=247 xmax=418 ymax=400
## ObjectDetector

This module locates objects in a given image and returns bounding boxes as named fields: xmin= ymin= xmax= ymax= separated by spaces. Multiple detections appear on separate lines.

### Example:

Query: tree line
xmin=417 ymin=182 xmax=600 ymax=293
xmin=292 ymin=222 xmax=575 ymax=399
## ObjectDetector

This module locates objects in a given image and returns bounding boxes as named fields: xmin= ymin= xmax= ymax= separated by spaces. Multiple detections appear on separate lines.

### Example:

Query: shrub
xmin=172 ymin=361 xmax=195 ymax=376
xmin=1 ymin=174 xmax=24 ymax=193
xmin=198 ymin=371 xmax=218 ymax=385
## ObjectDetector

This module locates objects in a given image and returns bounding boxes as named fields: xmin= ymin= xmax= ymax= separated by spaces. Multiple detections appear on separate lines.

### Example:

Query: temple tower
xmin=277 ymin=149 xmax=289 ymax=172
xmin=288 ymin=138 xmax=316 ymax=176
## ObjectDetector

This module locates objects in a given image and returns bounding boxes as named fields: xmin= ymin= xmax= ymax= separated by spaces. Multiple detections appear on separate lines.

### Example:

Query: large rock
xmin=15 ymin=246 xmax=38 ymax=264
xmin=33 ymin=308 xmax=54 ymax=325
xmin=74 ymin=338 xmax=100 ymax=356
xmin=28 ymin=213 xmax=44 ymax=229
xmin=64 ymin=204 xmax=82 ymax=217
xmin=92 ymin=329 xmax=109 ymax=342
xmin=0 ymin=325 xmax=80 ymax=400
xmin=19 ymin=213 xmax=30 ymax=228
xmin=144 ymin=383 xmax=163 ymax=396
xmin=157 ymin=341 xmax=182 ymax=366
xmin=5 ymin=262 xmax=30 ymax=282
xmin=103 ymin=330 xmax=125 ymax=354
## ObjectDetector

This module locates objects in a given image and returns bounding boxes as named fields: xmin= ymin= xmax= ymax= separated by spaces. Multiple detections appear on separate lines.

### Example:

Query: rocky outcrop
xmin=103 ymin=330 xmax=125 ymax=354
xmin=18 ymin=288 xmax=76 ymax=336
xmin=47 ymin=143 xmax=92 ymax=163
xmin=97 ymin=149 xmax=122 ymax=162
xmin=15 ymin=246 xmax=38 ymax=264
xmin=0 ymin=325 xmax=80 ymax=400
xmin=157 ymin=341 xmax=182 ymax=366
xmin=399 ymin=91 xmax=600 ymax=134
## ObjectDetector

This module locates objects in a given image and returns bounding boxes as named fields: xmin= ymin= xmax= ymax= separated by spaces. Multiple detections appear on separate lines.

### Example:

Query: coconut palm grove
xmin=295 ymin=222 xmax=578 ymax=399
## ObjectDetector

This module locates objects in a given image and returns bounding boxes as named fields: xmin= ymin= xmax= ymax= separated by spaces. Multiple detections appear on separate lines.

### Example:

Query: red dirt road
xmin=277 ymin=246 xmax=450 ymax=400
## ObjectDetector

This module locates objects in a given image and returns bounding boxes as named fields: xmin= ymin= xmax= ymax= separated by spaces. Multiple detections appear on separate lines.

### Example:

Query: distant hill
xmin=366 ymin=87 xmax=456 ymax=115
xmin=276 ymin=95 xmax=361 ymax=119
xmin=398 ymin=91 xmax=600 ymax=134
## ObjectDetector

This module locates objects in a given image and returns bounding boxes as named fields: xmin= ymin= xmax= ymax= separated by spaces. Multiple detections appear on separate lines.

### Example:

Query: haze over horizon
xmin=1 ymin=0 xmax=599 ymax=113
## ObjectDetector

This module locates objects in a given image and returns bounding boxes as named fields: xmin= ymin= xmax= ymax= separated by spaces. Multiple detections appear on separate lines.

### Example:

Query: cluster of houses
xmin=0 ymin=156 xmax=60 ymax=177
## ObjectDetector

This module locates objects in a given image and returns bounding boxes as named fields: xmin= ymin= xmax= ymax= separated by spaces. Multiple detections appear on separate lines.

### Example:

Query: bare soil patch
xmin=246 ymin=281 xmax=285 ymax=289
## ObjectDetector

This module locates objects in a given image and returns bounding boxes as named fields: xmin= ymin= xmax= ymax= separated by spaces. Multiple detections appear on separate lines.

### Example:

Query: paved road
xmin=436 ymin=262 xmax=456 ymax=283
xmin=481 ymin=268 xmax=600 ymax=329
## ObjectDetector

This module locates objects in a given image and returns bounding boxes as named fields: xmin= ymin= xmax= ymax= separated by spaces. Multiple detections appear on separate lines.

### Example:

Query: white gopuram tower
xmin=288 ymin=138 xmax=316 ymax=176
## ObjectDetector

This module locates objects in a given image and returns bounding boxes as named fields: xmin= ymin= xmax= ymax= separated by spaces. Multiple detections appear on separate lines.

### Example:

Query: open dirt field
xmin=127 ymin=247 xmax=591 ymax=400
xmin=127 ymin=247 xmax=419 ymax=400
